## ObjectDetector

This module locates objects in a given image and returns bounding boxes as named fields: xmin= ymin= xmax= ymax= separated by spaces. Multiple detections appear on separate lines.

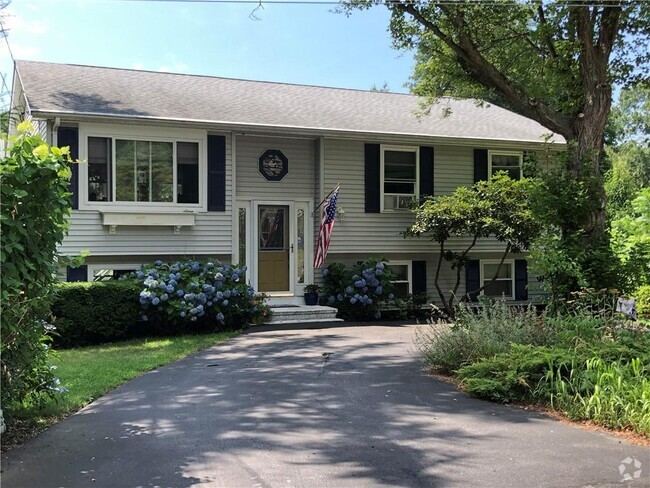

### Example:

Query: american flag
xmin=313 ymin=187 xmax=339 ymax=269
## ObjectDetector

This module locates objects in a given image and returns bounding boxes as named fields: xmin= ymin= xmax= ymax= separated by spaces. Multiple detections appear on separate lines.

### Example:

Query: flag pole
xmin=313 ymin=183 xmax=340 ymax=215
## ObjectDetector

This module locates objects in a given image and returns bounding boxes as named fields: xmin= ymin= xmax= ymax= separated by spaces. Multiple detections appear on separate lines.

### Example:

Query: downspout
xmin=52 ymin=116 xmax=61 ymax=146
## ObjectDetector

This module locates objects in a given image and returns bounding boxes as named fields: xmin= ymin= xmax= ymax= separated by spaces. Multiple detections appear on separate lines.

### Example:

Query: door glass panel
xmin=259 ymin=207 xmax=287 ymax=250
xmin=296 ymin=208 xmax=305 ymax=284
xmin=238 ymin=207 xmax=246 ymax=268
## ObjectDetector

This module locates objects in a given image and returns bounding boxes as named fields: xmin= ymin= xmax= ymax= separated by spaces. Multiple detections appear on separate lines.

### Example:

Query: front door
xmin=258 ymin=205 xmax=290 ymax=292
xmin=251 ymin=201 xmax=311 ymax=297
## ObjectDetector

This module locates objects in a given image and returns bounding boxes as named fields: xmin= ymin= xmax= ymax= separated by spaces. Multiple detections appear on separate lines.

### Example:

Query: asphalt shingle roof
xmin=15 ymin=60 xmax=562 ymax=144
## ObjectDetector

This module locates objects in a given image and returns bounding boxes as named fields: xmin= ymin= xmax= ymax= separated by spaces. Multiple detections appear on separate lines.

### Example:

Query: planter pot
xmin=304 ymin=292 xmax=319 ymax=306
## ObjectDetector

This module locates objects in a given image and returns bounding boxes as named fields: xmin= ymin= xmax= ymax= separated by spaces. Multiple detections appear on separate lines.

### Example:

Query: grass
xmin=3 ymin=332 xmax=237 ymax=449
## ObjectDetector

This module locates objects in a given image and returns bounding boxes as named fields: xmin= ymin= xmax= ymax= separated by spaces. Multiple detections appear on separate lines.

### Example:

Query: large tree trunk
xmin=568 ymin=5 xmax=620 ymax=237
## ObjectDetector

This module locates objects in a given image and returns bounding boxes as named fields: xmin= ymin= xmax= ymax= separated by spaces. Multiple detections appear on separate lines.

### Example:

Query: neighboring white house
xmin=10 ymin=60 xmax=563 ymax=305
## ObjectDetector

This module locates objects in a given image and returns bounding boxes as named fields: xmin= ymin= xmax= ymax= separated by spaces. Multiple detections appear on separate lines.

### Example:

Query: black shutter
xmin=473 ymin=148 xmax=488 ymax=183
xmin=466 ymin=260 xmax=480 ymax=302
xmin=419 ymin=146 xmax=434 ymax=198
xmin=412 ymin=260 xmax=427 ymax=295
xmin=364 ymin=143 xmax=380 ymax=213
xmin=515 ymin=259 xmax=528 ymax=301
xmin=67 ymin=265 xmax=88 ymax=282
xmin=207 ymin=135 xmax=226 ymax=211
xmin=58 ymin=127 xmax=79 ymax=210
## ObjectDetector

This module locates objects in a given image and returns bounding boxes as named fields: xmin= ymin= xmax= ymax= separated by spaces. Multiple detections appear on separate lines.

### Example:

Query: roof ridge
xmin=15 ymin=59 xmax=418 ymax=97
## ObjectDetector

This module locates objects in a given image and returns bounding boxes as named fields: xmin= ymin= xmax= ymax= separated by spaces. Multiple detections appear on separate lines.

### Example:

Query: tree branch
xmin=449 ymin=234 xmax=479 ymax=309
xmin=434 ymin=240 xmax=451 ymax=316
xmin=394 ymin=1 xmax=575 ymax=139
xmin=537 ymin=5 xmax=558 ymax=58
xmin=464 ymin=243 xmax=512 ymax=299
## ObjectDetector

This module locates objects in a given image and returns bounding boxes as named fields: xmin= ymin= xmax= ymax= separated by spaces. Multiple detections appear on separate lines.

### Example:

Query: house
xmin=10 ymin=60 xmax=563 ymax=306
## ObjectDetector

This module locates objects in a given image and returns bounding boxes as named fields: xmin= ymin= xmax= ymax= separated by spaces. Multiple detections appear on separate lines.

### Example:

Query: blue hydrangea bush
xmin=321 ymin=259 xmax=394 ymax=320
xmin=131 ymin=260 xmax=270 ymax=329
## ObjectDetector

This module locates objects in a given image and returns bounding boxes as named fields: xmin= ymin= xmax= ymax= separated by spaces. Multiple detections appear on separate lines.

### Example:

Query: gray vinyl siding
xmin=235 ymin=135 xmax=316 ymax=201
xmin=323 ymin=139 xmax=513 ymax=255
xmin=58 ymin=130 xmax=233 ymax=257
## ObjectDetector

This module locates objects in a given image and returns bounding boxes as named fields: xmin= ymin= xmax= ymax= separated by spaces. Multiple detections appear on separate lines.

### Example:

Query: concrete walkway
xmin=2 ymin=325 xmax=649 ymax=487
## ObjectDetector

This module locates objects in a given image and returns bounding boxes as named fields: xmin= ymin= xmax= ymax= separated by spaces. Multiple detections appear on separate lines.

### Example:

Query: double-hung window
xmin=381 ymin=146 xmax=419 ymax=210
xmin=480 ymin=260 xmax=515 ymax=299
xmin=387 ymin=261 xmax=412 ymax=297
xmin=488 ymin=151 xmax=523 ymax=180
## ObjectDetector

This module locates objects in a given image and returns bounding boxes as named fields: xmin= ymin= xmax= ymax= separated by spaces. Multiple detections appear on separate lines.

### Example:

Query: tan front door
xmin=258 ymin=205 xmax=290 ymax=292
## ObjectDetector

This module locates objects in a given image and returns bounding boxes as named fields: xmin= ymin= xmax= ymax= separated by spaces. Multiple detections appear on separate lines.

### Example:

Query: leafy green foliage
xmin=605 ymin=86 xmax=650 ymax=220
xmin=1 ymin=121 xmax=73 ymax=414
xmin=51 ymin=282 xmax=143 ymax=348
xmin=611 ymin=188 xmax=650 ymax=290
xmin=407 ymin=173 xmax=539 ymax=316
xmin=634 ymin=285 xmax=650 ymax=320
xmin=527 ymin=160 xmax=620 ymax=303
xmin=608 ymin=85 xmax=650 ymax=146
xmin=321 ymin=259 xmax=394 ymax=320
xmin=546 ymin=357 xmax=650 ymax=436
xmin=345 ymin=1 xmax=649 ymax=304
xmin=418 ymin=296 xmax=650 ymax=435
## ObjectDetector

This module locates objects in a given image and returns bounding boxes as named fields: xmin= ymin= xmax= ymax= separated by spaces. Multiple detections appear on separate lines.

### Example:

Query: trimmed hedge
xmin=51 ymin=282 xmax=143 ymax=347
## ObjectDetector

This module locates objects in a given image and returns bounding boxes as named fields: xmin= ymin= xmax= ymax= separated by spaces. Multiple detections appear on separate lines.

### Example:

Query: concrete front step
xmin=268 ymin=305 xmax=342 ymax=325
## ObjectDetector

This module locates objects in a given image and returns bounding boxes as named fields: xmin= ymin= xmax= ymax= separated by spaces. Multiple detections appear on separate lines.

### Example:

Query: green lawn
xmin=5 ymin=332 xmax=237 ymax=447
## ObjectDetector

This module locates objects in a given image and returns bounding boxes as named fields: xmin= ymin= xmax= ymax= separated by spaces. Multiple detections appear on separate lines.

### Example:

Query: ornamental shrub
xmin=321 ymin=258 xmax=394 ymax=320
xmin=51 ymin=282 xmax=143 ymax=347
xmin=635 ymin=285 xmax=650 ymax=320
xmin=132 ymin=260 xmax=270 ymax=329
xmin=1 ymin=122 xmax=72 ymax=414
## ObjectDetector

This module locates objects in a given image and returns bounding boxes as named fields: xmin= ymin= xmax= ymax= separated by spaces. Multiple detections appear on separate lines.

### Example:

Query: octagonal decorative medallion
xmin=259 ymin=149 xmax=288 ymax=181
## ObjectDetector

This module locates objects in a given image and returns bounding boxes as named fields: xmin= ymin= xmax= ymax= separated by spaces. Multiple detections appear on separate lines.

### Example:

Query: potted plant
xmin=304 ymin=284 xmax=320 ymax=306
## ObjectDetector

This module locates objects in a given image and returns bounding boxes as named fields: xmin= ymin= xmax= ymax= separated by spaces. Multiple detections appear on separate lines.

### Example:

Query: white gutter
xmin=28 ymin=110 xmax=567 ymax=149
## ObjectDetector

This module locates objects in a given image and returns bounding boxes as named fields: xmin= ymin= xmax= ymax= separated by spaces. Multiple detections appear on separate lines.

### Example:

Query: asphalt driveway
xmin=2 ymin=325 xmax=649 ymax=488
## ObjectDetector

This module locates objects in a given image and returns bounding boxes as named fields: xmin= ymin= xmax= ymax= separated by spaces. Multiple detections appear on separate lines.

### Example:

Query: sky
xmin=0 ymin=0 xmax=416 ymax=111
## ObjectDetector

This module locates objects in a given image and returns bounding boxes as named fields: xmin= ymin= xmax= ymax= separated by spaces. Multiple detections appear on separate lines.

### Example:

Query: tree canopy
xmin=406 ymin=173 xmax=539 ymax=316
xmin=344 ymin=0 xmax=649 ymax=235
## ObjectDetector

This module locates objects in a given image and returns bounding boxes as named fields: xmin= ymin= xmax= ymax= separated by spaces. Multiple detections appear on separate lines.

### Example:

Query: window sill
xmin=100 ymin=211 xmax=196 ymax=235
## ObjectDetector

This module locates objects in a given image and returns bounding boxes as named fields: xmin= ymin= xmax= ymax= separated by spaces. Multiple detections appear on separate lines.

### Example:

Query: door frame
xmin=249 ymin=199 xmax=313 ymax=297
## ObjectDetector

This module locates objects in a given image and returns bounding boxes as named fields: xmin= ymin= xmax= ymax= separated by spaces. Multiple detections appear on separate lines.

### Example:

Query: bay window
xmin=84 ymin=130 xmax=203 ymax=209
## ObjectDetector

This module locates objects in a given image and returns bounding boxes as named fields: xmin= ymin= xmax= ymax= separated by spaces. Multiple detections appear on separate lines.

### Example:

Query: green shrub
xmin=132 ymin=260 xmax=270 ymax=329
xmin=547 ymin=357 xmax=650 ymax=436
xmin=458 ymin=344 xmax=574 ymax=403
xmin=51 ymin=281 xmax=143 ymax=347
xmin=635 ymin=285 xmax=650 ymax=320
xmin=415 ymin=300 xmax=557 ymax=373
xmin=457 ymin=336 xmax=650 ymax=404
xmin=321 ymin=259 xmax=394 ymax=320
xmin=1 ymin=122 xmax=72 ymax=412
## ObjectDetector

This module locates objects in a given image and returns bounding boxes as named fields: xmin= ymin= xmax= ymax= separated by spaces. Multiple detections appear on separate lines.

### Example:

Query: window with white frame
xmin=86 ymin=136 xmax=200 ymax=206
xmin=387 ymin=261 xmax=412 ymax=297
xmin=480 ymin=260 xmax=515 ymax=299
xmin=489 ymin=151 xmax=523 ymax=180
xmin=382 ymin=146 xmax=419 ymax=210
xmin=88 ymin=265 xmax=136 ymax=282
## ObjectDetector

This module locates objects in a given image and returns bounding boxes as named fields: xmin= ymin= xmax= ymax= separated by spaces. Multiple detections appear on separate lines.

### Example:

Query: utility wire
xmin=28 ymin=0 xmax=650 ymax=5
